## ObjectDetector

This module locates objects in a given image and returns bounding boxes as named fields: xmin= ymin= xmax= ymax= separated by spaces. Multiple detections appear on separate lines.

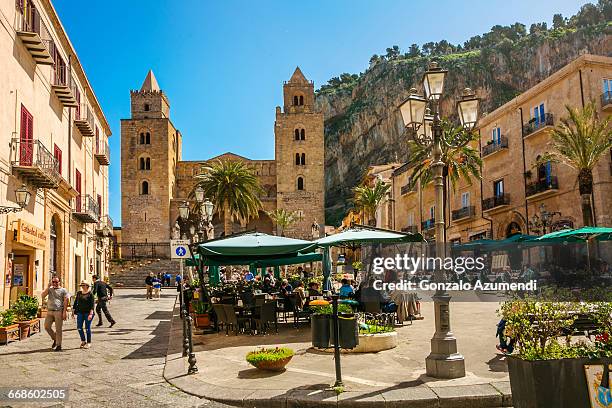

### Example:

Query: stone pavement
xmin=165 ymin=301 xmax=513 ymax=407
xmin=0 ymin=288 xmax=232 ymax=408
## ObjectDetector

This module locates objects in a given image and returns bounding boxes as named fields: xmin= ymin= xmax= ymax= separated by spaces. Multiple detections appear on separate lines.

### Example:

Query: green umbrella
xmin=274 ymin=265 xmax=281 ymax=279
xmin=536 ymin=227 xmax=612 ymax=242
xmin=322 ymin=247 xmax=333 ymax=291
xmin=208 ymin=265 xmax=220 ymax=286
xmin=198 ymin=232 xmax=316 ymax=257
xmin=201 ymin=252 xmax=322 ymax=267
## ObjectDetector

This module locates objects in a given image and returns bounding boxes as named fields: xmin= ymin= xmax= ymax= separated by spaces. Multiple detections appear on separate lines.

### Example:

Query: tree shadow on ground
xmin=122 ymin=320 xmax=170 ymax=360
xmin=145 ymin=311 xmax=173 ymax=320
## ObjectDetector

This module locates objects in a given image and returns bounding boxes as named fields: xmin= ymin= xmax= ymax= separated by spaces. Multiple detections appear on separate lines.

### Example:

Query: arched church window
xmin=295 ymin=153 xmax=300 ymax=165
xmin=145 ymin=132 xmax=151 ymax=144
xmin=300 ymin=129 xmax=305 ymax=140
xmin=301 ymin=153 xmax=306 ymax=165
xmin=141 ymin=181 xmax=149 ymax=195
xmin=299 ymin=95 xmax=304 ymax=105
xmin=297 ymin=177 xmax=304 ymax=191
xmin=144 ymin=103 xmax=150 ymax=111
xmin=293 ymin=95 xmax=299 ymax=106
xmin=295 ymin=129 xmax=300 ymax=140
xmin=140 ymin=132 xmax=145 ymax=144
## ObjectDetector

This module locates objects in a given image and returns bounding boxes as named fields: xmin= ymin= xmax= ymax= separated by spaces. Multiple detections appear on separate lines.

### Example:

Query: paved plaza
xmin=0 ymin=289 xmax=230 ymax=408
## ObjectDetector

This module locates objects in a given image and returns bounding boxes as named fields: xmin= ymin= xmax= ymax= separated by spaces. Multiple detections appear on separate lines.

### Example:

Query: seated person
xmin=244 ymin=270 xmax=254 ymax=282
xmin=293 ymin=281 xmax=306 ymax=309
xmin=280 ymin=279 xmax=293 ymax=297
xmin=338 ymin=279 xmax=354 ymax=298
xmin=262 ymin=277 xmax=273 ymax=293
xmin=307 ymin=281 xmax=321 ymax=297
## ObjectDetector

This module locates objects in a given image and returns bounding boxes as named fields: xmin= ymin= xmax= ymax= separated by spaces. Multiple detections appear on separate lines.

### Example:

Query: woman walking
xmin=73 ymin=280 xmax=95 ymax=349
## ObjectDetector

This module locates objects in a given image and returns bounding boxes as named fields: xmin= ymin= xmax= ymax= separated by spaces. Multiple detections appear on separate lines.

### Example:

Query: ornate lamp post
xmin=529 ymin=203 xmax=562 ymax=235
xmin=398 ymin=61 xmax=480 ymax=379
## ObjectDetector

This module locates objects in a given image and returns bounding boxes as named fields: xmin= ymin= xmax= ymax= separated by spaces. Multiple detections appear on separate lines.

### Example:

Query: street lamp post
xmin=398 ymin=61 xmax=480 ymax=379
xmin=530 ymin=203 xmax=562 ymax=234
xmin=0 ymin=184 xmax=31 ymax=214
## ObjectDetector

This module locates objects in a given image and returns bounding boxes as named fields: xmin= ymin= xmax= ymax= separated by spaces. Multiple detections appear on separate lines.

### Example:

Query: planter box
xmin=193 ymin=313 xmax=211 ymax=328
xmin=250 ymin=356 xmax=293 ymax=372
xmin=507 ymin=356 xmax=612 ymax=408
xmin=17 ymin=319 xmax=40 ymax=340
xmin=0 ymin=324 xmax=20 ymax=345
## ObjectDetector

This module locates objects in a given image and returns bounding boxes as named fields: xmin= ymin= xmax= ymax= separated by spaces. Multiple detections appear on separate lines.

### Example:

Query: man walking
xmin=41 ymin=276 xmax=68 ymax=352
xmin=145 ymin=272 xmax=154 ymax=299
xmin=92 ymin=275 xmax=116 ymax=328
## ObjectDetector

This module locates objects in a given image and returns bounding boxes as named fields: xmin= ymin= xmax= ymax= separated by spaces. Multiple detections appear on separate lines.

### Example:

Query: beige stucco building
xmin=0 ymin=0 xmax=113 ymax=308
xmin=119 ymin=67 xmax=325 ymax=243
xmin=389 ymin=54 xmax=611 ymax=241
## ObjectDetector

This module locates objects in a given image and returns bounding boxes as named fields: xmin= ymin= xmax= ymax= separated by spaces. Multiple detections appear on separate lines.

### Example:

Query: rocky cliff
xmin=316 ymin=23 xmax=611 ymax=226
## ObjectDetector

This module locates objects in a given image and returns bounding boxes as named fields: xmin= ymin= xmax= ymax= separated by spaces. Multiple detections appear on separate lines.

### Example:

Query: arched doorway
xmin=506 ymin=222 xmax=522 ymax=238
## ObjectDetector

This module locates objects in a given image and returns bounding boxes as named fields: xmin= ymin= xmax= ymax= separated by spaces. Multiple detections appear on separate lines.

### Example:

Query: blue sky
xmin=53 ymin=0 xmax=590 ymax=226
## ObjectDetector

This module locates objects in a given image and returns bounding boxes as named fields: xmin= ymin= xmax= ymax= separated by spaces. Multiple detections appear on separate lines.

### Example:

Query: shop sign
xmin=15 ymin=219 xmax=47 ymax=250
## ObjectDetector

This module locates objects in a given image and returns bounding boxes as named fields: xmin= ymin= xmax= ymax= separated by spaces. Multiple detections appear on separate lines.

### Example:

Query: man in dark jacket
xmin=92 ymin=275 xmax=116 ymax=328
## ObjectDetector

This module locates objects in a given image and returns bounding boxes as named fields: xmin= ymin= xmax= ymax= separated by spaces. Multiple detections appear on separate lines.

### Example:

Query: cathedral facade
xmin=120 ymin=68 xmax=325 ymax=242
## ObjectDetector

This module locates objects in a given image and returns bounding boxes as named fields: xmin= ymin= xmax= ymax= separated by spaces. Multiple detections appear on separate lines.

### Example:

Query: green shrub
xmin=245 ymin=347 xmax=294 ymax=365
xmin=191 ymin=301 xmax=212 ymax=314
xmin=11 ymin=295 xmax=39 ymax=321
xmin=309 ymin=303 xmax=353 ymax=315
xmin=0 ymin=309 xmax=16 ymax=327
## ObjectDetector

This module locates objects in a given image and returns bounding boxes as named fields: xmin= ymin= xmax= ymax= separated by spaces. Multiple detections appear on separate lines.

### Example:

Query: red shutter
xmin=97 ymin=194 xmax=102 ymax=217
xmin=20 ymin=104 xmax=33 ymax=166
xmin=54 ymin=144 xmax=62 ymax=175
xmin=75 ymin=169 xmax=82 ymax=211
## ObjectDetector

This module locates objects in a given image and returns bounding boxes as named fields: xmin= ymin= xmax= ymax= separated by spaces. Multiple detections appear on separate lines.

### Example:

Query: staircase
xmin=109 ymin=259 xmax=182 ymax=287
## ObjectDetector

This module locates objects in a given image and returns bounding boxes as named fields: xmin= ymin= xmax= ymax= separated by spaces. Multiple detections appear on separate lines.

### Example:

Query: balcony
xmin=10 ymin=138 xmax=60 ymax=189
xmin=400 ymin=183 xmax=417 ymax=195
xmin=602 ymin=91 xmax=612 ymax=112
xmin=482 ymin=193 xmax=511 ymax=213
xmin=523 ymin=113 xmax=554 ymax=138
xmin=451 ymin=205 xmax=475 ymax=222
xmin=15 ymin=5 xmax=54 ymax=65
xmin=401 ymin=225 xmax=418 ymax=234
xmin=72 ymin=194 xmax=99 ymax=223
xmin=96 ymin=215 xmax=114 ymax=237
xmin=94 ymin=139 xmax=110 ymax=165
xmin=482 ymin=136 xmax=509 ymax=157
xmin=526 ymin=177 xmax=559 ymax=200
xmin=421 ymin=218 xmax=435 ymax=230
xmin=74 ymin=103 xmax=95 ymax=137
xmin=51 ymin=65 xmax=78 ymax=107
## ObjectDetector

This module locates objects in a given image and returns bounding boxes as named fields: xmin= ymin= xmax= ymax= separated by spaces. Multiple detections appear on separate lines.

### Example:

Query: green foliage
xmin=0 ymin=309 xmax=16 ymax=327
xmin=310 ymin=303 xmax=353 ymax=315
xmin=191 ymin=301 xmax=212 ymax=314
xmin=352 ymin=179 xmax=391 ymax=225
xmin=245 ymin=347 xmax=294 ymax=365
xmin=194 ymin=159 xmax=263 ymax=236
xmin=359 ymin=323 xmax=394 ymax=334
xmin=267 ymin=209 xmax=301 ymax=237
xmin=11 ymin=295 xmax=39 ymax=321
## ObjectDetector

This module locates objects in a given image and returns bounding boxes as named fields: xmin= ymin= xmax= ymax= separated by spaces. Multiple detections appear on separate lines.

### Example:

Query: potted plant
xmin=12 ymin=295 xmax=40 ymax=340
xmin=501 ymin=298 xmax=612 ymax=408
xmin=0 ymin=309 xmax=19 ymax=345
xmin=246 ymin=347 xmax=294 ymax=371
xmin=191 ymin=301 xmax=212 ymax=328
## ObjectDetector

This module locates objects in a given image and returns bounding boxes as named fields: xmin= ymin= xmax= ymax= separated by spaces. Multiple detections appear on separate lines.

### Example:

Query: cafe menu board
xmin=13 ymin=263 xmax=24 ymax=286
xmin=15 ymin=219 xmax=47 ymax=250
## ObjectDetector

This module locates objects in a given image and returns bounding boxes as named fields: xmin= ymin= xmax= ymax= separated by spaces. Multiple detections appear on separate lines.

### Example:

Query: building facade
xmin=0 ymin=0 xmax=112 ymax=308
xmin=120 ymin=67 xmax=325 ymax=243
xmin=390 ymin=54 xmax=611 ymax=241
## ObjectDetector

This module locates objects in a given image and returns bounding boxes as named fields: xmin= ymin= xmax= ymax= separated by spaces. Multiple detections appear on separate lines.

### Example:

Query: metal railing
xmin=53 ymin=64 xmax=78 ymax=95
xmin=526 ymin=176 xmax=559 ymax=197
xmin=602 ymin=91 xmax=612 ymax=107
xmin=98 ymin=214 xmax=113 ymax=230
xmin=482 ymin=135 xmax=508 ymax=156
xmin=400 ymin=183 xmax=417 ymax=195
xmin=451 ymin=205 xmax=475 ymax=221
xmin=11 ymin=137 xmax=60 ymax=179
xmin=482 ymin=193 xmax=511 ymax=210
xmin=523 ymin=113 xmax=554 ymax=137
xmin=112 ymin=243 xmax=171 ymax=260
xmin=96 ymin=138 xmax=110 ymax=156
xmin=76 ymin=102 xmax=94 ymax=128
xmin=74 ymin=194 xmax=99 ymax=218
xmin=16 ymin=2 xmax=53 ymax=54
xmin=421 ymin=218 xmax=435 ymax=230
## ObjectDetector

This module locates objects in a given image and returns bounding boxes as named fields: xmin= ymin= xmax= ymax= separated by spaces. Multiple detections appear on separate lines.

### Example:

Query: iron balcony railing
xmin=523 ymin=113 xmax=554 ymax=137
xmin=16 ymin=2 xmax=54 ymax=63
xmin=400 ymin=183 xmax=417 ymax=195
xmin=602 ymin=91 xmax=612 ymax=107
xmin=482 ymin=135 xmax=509 ymax=157
xmin=451 ymin=205 xmax=475 ymax=221
xmin=96 ymin=215 xmax=114 ymax=236
xmin=53 ymin=64 xmax=78 ymax=97
xmin=421 ymin=218 xmax=435 ymax=230
xmin=73 ymin=194 xmax=100 ymax=222
xmin=112 ymin=243 xmax=171 ymax=260
xmin=94 ymin=138 xmax=110 ymax=165
xmin=75 ymin=102 xmax=95 ymax=136
xmin=526 ymin=176 xmax=559 ymax=197
xmin=11 ymin=138 xmax=61 ymax=188
xmin=482 ymin=193 xmax=511 ymax=211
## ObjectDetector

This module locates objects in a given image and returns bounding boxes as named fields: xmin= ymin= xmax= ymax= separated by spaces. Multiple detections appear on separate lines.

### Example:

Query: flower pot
xmin=193 ymin=313 xmax=211 ymax=328
xmin=17 ymin=321 xmax=31 ymax=340
xmin=311 ymin=314 xmax=331 ymax=348
xmin=0 ymin=324 xmax=20 ymax=345
xmin=507 ymin=356 xmax=612 ymax=408
xmin=251 ymin=356 xmax=293 ymax=371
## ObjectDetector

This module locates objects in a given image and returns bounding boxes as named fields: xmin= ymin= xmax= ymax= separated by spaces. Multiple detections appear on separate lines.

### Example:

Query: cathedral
xmin=119 ymin=68 xmax=325 ymax=242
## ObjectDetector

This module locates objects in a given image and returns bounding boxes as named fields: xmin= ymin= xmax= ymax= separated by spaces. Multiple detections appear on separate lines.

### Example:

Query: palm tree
xmin=267 ymin=208 xmax=301 ymax=236
xmin=353 ymin=179 xmax=391 ymax=226
xmin=546 ymin=102 xmax=611 ymax=226
xmin=405 ymin=119 xmax=482 ymax=191
xmin=194 ymin=159 xmax=263 ymax=236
